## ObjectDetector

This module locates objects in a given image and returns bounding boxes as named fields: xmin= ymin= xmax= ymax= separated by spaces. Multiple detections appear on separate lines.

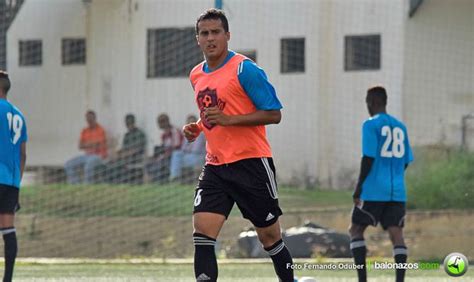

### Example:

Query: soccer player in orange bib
xmin=185 ymin=8 xmax=294 ymax=282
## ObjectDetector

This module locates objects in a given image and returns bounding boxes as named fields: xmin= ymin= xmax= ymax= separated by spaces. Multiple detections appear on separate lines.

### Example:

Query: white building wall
xmin=315 ymin=0 xmax=407 ymax=187
xmin=5 ymin=0 xmax=408 ymax=186
xmin=7 ymin=0 xmax=87 ymax=166
xmin=86 ymin=0 xmax=319 ymax=182
xmin=10 ymin=0 xmax=471 ymax=187
xmin=86 ymin=0 xmax=214 ymax=155
xmin=225 ymin=0 xmax=321 ymax=184
xmin=403 ymin=0 xmax=474 ymax=148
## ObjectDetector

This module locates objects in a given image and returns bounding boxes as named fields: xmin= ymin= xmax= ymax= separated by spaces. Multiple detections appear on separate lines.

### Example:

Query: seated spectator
xmin=146 ymin=113 xmax=183 ymax=183
xmin=169 ymin=114 xmax=206 ymax=182
xmin=103 ymin=114 xmax=146 ymax=184
xmin=65 ymin=110 xmax=107 ymax=184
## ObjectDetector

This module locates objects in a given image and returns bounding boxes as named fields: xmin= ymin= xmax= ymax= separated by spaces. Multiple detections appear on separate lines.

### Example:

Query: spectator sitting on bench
xmin=65 ymin=110 xmax=107 ymax=184
xmin=104 ymin=114 xmax=146 ymax=184
xmin=146 ymin=113 xmax=183 ymax=183
xmin=169 ymin=114 xmax=206 ymax=182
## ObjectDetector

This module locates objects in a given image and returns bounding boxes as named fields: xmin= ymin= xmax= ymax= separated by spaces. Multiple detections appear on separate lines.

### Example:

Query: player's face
xmin=196 ymin=19 xmax=230 ymax=62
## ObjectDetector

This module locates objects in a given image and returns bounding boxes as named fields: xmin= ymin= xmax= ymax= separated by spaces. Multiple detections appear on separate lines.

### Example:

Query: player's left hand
xmin=204 ymin=106 xmax=233 ymax=126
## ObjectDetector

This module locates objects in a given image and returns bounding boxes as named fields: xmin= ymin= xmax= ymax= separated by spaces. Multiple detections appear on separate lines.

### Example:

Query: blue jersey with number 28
xmin=0 ymin=99 xmax=27 ymax=189
xmin=361 ymin=113 xmax=413 ymax=202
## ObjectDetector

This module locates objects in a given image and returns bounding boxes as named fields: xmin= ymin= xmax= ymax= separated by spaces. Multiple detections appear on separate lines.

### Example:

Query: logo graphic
xmin=266 ymin=213 xmax=275 ymax=221
xmin=444 ymin=252 xmax=468 ymax=277
xmin=196 ymin=87 xmax=225 ymax=130
xmin=197 ymin=273 xmax=211 ymax=281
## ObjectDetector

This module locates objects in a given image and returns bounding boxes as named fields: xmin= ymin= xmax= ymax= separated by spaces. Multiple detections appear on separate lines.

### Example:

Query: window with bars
xmin=344 ymin=34 xmax=381 ymax=71
xmin=19 ymin=40 xmax=42 ymax=66
xmin=62 ymin=38 xmax=86 ymax=65
xmin=147 ymin=27 xmax=202 ymax=78
xmin=281 ymin=38 xmax=305 ymax=73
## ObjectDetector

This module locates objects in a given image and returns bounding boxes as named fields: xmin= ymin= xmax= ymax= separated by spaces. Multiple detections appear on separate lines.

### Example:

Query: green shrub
xmin=407 ymin=146 xmax=474 ymax=209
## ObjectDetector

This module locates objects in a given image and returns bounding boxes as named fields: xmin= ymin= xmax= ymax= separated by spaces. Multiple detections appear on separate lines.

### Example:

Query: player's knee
xmin=257 ymin=229 xmax=281 ymax=248
xmin=348 ymin=224 xmax=364 ymax=239
xmin=193 ymin=222 xmax=218 ymax=239
xmin=193 ymin=226 xmax=212 ymax=238
xmin=387 ymin=227 xmax=404 ymax=245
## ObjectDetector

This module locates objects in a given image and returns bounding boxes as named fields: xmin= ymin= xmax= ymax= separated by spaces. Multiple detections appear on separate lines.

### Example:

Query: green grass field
xmin=19 ymin=184 xmax=353 ymax=217
xmin=19 ymin=148 xmax=474 ymax=218
xmin=12 ymin=150 xmax=473 ymax=280
xmin=7 ymin=261 xmax=473 ymax=281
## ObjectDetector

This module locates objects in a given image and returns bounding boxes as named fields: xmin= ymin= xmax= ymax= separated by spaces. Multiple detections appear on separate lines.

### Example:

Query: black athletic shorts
xmin=351 ymin=201 xmax=405 ymax=230
xmin=0 ymin=184 xmax=20 ymax=214
xmin=193 ymin=157 xmax=283 ymax=228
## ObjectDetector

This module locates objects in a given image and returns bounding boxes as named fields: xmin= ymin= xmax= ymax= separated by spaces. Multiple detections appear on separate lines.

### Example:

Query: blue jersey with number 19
xmin=361 ymin=113 xmax=413 ymax=202
xmin=0 ymin=99 xmax=27 ymax=189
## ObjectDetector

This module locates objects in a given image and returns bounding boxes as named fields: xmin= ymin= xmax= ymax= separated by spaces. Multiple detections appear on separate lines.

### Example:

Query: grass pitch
xmin=7 ymin=260 xmax=473 ymax=282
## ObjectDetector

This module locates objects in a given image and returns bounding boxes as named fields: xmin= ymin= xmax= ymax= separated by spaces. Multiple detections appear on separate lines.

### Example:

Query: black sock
xmin=351 ymin=238 xmax=367 ymax=282
xmin=2 ymin=227 xmax=17 ymax=282
xmin=264 ymin=239 xmax=294 ymax=282
xmin=193 ymin=233 xmax=217 ymax=282
xmin=394 ymin=245 xmax=407 ymax=282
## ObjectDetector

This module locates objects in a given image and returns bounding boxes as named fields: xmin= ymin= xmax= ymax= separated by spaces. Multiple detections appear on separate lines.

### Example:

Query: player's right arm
xmin=204 ymin=107 xmax=281 ymax=127
xmin=183 ymin=119 xmax=202 ymax=142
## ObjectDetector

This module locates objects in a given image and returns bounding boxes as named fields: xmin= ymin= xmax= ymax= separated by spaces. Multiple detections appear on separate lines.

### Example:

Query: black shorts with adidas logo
xmin=193 ymin=157 xmax=283 ymax=228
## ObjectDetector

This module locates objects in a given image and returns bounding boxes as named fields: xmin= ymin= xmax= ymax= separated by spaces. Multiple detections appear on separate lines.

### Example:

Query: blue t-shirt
xmin=0 ymin=99 xmax=27 ymax=189
xmin=361 ymin=113 xmax=413 ymax=202
xmin=203 ymin=50 xmax=282 ymax=110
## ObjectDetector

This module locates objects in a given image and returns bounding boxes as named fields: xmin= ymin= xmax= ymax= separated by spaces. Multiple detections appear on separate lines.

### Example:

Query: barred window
xmin=62 ymin=38 xmax=86 ymax=65
xmin=19 ymin=40 xmax=42 ymax=66
xmin=147 ymin=27 xmax=202 ymax=78
xmin=281 ymin=38 xmax=305 ymax=73
xmin=344 ymin=34 xmax=381 ymax=71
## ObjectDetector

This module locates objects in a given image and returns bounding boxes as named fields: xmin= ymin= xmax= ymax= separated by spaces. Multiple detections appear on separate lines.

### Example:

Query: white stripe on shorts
xmin=261 ymin=158 xmax=278 ymax=199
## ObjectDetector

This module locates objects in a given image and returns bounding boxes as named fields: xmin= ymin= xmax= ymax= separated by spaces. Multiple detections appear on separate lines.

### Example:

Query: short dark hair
xmin=125 ymin=113 xmax=135 ymax=123
xmin=86 ymin=110 xmax=96 ymax=117
xmin=0 ymin=70 xmax=11 ymax=94
xmin=195 ymin=8 xmax=229 ymax=34
xmin=367 ymin=86 xmax=387 ymax=106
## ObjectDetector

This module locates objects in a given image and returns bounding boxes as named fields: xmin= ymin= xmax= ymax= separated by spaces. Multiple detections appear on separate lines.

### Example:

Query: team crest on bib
xmin=197 ymin=87 xmax=226 ymax=130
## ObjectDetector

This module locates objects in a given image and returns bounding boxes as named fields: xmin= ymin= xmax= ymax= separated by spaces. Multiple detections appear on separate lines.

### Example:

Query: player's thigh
xmin=351 ymin=201 xmax=384 ymax=228
xmin=193 ymin=165 xmax=234 ymax=237
xmin=229 ymin=158 xmax=283 ymax=228
xmin=380 ymin=201 xmax=406 ymax=230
